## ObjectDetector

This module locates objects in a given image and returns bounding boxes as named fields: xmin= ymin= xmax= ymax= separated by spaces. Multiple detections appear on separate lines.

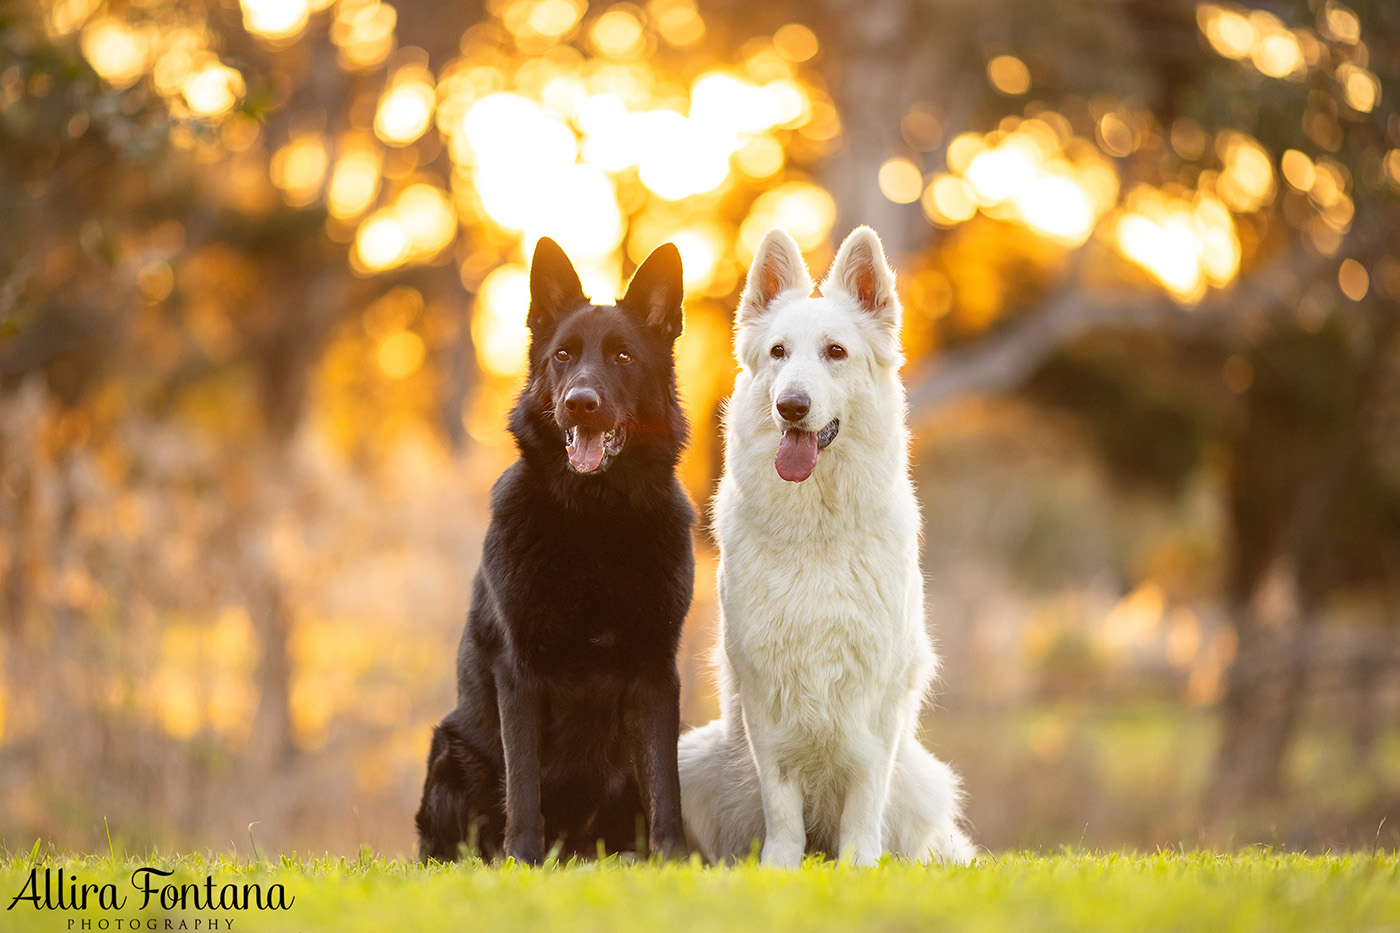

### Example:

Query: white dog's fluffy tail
xmin=885 ymin=737 xmax=976 ymax=864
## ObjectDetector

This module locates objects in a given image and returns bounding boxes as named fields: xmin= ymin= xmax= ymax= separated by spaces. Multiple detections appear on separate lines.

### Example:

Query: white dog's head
xmin=733 ymin=226 xmax=904 ymax=483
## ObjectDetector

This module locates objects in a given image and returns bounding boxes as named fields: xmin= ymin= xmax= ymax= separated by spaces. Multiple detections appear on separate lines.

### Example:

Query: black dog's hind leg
xmin=626 ymin=671 xmax=686 ymax=858
xmin=415 ymin=721 xmax=505 ymax=861
xmin=496 ymin=662 xmax=547 ymax=864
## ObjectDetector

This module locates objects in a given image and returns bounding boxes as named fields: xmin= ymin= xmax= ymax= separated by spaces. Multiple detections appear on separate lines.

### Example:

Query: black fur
xmin=415 ymin=238 xmax=695 ymax=864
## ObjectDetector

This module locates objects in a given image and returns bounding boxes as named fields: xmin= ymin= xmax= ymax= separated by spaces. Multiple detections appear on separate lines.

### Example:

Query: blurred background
xmin=2 ymin=0 xmax=1399 ymax=858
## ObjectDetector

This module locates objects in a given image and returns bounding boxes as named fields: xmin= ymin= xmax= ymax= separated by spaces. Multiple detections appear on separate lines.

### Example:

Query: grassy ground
xmin=2 ymin=850 xmax=1398 ymax=932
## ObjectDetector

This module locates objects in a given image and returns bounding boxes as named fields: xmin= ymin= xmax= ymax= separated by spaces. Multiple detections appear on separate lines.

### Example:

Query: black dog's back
xmin=416 ymin=239 xmax=694 ymax=862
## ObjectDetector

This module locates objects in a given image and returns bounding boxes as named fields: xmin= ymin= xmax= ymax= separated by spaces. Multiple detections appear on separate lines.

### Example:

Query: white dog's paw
xmin=760 ymin=838 xmax=805 ymax=868
xmin=839 ymin=836 xmax=884 ymax=867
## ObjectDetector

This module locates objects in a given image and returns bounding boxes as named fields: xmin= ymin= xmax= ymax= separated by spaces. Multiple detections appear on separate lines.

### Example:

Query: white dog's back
xmin=679 ymin=226 xmax=972 ymax=865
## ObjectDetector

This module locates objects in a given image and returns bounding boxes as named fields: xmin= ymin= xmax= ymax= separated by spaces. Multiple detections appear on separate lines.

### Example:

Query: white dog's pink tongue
xmin=568 ymin=428 xmax=605 ymax=473
xmin=775 ymin=430 xmax=819 ymax=482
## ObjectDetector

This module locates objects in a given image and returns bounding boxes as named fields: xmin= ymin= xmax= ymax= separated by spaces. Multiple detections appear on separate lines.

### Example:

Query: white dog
xmin=677 ymin=226 xmax=973 ymax=867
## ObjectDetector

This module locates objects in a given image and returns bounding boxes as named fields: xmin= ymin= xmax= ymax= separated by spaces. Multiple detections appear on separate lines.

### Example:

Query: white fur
xmin=678 ymin=227 xmax=974 ymax=867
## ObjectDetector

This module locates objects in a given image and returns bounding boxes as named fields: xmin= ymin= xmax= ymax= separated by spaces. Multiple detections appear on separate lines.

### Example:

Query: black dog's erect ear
xmin=619 ymin=242 xmax=684 ymax=342
xmin=527 ymin=237 xmax=588 ymax=333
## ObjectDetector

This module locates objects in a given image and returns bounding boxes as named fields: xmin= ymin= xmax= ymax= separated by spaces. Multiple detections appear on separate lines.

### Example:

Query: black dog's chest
xmin=486 ymin=495 xmax=689 ymax=667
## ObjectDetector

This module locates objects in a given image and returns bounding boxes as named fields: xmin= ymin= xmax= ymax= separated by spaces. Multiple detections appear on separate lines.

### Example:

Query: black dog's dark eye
xmin=827 ymin=344 xmax=847 ymax=360
xmin=554 ymin=349 xmax=570 ymax=362
xmin=616 ymin=350 xmax=631 ymax=363
xmin=770 ymin=345 xmax=785 ymax=359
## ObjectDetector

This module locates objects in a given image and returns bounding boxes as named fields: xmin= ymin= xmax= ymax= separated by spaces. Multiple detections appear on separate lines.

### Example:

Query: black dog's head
xmin=511 ymin=237 xmax=685 ymax=480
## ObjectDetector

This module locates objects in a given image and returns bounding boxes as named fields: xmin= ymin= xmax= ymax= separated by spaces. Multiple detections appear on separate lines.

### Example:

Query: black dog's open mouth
xmin=564 ymin=426 xmax=626 ymax=474
xmin=775 ymin=419 xmax=839 ymax=483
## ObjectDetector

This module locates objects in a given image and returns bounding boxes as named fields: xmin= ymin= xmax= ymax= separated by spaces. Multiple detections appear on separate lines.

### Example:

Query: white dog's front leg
xmin=838 ymin=729 xmax=898 ymax=866
xmin=742 ymin=702 xmax=805 ymax=867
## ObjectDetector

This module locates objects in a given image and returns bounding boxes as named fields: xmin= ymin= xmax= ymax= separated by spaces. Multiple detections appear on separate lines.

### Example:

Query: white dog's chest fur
xmin=718 ymin=484 xmax=928 ymax=745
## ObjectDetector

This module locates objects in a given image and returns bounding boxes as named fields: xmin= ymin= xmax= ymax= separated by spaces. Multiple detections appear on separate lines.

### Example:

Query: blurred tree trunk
xmin=1206 ymin=307 xmax=1399 ymax=833
xmin=817 ymin=0 xmax=915 ymax=251
xmin=241 ymin=267 xmax=348 ymax=767
xmin=1206 ymin=557 xmax=1311 ymax=829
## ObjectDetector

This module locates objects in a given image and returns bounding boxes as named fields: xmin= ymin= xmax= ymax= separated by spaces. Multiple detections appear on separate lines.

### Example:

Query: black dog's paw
xmin=504 ymin=833 xmax=545 ymax=866
xmin=650 ymin=830 xmax=688 ymax=861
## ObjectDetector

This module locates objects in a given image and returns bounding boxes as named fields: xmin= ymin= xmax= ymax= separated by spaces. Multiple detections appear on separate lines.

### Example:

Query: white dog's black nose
xmin=776 ymin=393 xmax=810 ymax=423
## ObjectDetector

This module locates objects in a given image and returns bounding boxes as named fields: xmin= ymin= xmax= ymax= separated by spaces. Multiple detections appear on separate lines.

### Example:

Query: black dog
xmin=415 ymin=237 xmax=695 ymax=864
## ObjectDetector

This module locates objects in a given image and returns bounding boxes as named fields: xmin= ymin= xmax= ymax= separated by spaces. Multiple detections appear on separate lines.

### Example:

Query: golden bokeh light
xmin=1280 ymin=149 xmax=1315 ymax=191
xmin=375 ymin=67 xmax=437 ymax=146
xmin=1322 ymin=2 xmax=1361 ymax=44
xmin=735 ymin=134 xmax=785 ymax=179
xmin=240 ymin=0 xmax=310 ymax=43
xmin=1018 ymin=175 xmax=1096 ymax=246
xmin=182 ymin=61 xmax=246 ymax=117
xmin=773 ymin=24 xmax=819 ymax=63
xmin=878 ymin=157 xmax=925 ymax=205
xmin=1112 ymin=187 xmax=1240 ymax=303
xmin=395 ymin=183 xmax=458 ymax=257
xmin=923 ymin=174 xmax=977 ymax=226
xmin=1198 ymin=3 xmax=1309 ymax=79
xmin=472 ymin=264 xmax=532 ymax=378
xmin=45 ymin=0 xmax=101 ymax=37
xmin=1215 ymin=132 xmax=1275 ymax=213
xmin=333 ymin=0 xmax=398 ymax=71
xmin=352 ymin=182 xmax=456 ymax=273
xmin=667 ymin=224 xmax=728 ymax=292
xmin=328 ymin=140 xmax=384 ymax=219
xmin=986 ymin=55 xmax=1031 ymax=95
xmin=1249 ymin=20 xmax=1304 ymax=78
xmin=523 ymin=164 xmax=625 ymax=260
xmin=271 ymin=134 xmax=330 ymax=206
xmin=1338 ymin=258 xmax=1369 ymax=301
xmin=1337 ymin=63 xmax=1380 ymax=113
xmin=81 ymin=17 xmax=154 ymax=89
xmin=377 ymin=330 xmax=427 ymax=379
xmin=591 ymin=7 xmax=647 ymax=59
xmin=1198 ymin=3 xmax=1254 ymax=59
xmin=740 ymin=181 xmax=837 ymax=253
xmin=355 ymin=212 xmax=410 ymax=272
xmin=648 ymin=0 xmax=705 ymax=47
xmin=635 ymin=110 xmax=734 ymax=201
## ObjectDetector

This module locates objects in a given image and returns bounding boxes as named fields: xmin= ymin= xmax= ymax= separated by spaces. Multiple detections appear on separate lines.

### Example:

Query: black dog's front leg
xmin=628 ymin=671 xmax=686 ymax=858
xmin=496 ymin=662 xmax=545 ymax=864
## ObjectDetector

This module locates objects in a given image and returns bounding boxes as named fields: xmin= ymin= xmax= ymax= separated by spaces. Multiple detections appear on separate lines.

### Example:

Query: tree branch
xmin=906 ymin=242 xmax=1334 ymax=411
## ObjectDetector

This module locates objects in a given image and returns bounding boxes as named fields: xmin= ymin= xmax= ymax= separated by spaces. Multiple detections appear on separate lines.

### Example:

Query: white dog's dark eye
xmin=827 ymin=344 xmax=847 ymax=360
xmin=616 ymin=350 xmax=631 ymax=363
xmin=770 ymin=344 xmax=785 ymax=359
xmin=554 ymin=349 xmax=570 ymax=362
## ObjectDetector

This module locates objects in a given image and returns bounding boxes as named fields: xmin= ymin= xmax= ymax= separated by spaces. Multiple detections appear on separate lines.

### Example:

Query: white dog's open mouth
xmin=775 ymin=419 xmax=839 ymax=483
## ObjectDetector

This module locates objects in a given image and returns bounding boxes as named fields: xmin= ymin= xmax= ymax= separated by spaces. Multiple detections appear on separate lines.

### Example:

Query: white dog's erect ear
xmin=527 ymin=236 xmax=588 ymax=333
xmin=823 ymin=226 xmax=899 ymax=328
xmin=737 ymin=228 xmax=812 ymax=325
xmin=619 ymin=242 xmax=684 ymax=341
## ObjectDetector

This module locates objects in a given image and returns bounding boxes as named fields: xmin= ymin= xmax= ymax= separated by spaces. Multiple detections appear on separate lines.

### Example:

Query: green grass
xmin=2 ymin=849 xmax=1398 ymax=932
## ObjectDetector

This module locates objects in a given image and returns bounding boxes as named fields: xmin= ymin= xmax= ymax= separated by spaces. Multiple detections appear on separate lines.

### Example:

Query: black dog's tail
xmin=415 ymin=719 xmax=504 ymax=862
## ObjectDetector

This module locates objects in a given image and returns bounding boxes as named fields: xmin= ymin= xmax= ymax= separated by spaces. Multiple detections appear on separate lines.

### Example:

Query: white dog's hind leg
xmin=679 ymin=718 xmax=765 ymax=861
xmin=885 ymin=737 xmax=976 ymax=864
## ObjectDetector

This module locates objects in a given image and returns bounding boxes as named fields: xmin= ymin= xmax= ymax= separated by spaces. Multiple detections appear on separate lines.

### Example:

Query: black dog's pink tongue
xmin=568 ymin=428 xmax=605 ymax=473
xmin=775 ymin=429 xmax=819 ymax=482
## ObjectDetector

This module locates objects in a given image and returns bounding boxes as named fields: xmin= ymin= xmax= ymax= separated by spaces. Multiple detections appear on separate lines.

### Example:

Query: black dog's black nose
xmin=565 ymin=386 xmax=600 ymax=415
xmin=776 ymin=393 xmax=810 ymax=423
